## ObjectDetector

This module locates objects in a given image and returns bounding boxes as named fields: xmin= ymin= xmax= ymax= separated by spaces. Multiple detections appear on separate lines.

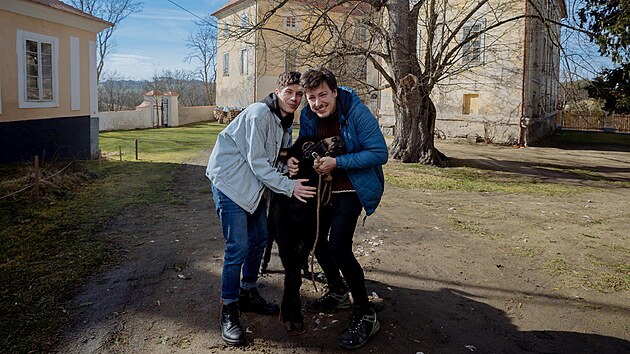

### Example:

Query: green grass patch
xmin=384 ymin=160 xmax=581 ymax=196
xmin=506 ymin=246 xmax=543 ymax=258
xmin=99 ymin=121 xmax=222 ymax=163
xmin=0 ymin=122 xmax=219 ymax=352
xmin=544 ymin=255 xmax=630 ymax=293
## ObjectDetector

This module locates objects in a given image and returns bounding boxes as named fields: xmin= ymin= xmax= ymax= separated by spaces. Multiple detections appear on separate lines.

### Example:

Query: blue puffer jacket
xmin=299 ymin=87 xmax=388 ymax=215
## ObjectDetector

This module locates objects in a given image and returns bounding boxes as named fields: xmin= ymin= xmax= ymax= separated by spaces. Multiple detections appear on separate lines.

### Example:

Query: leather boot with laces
xmin=338 ymin=305 xmax=380 ymax=350
xmin=221 ymin=302 xmax=245 ymax=346
xmin=238 ymin=287 xmax=280 ymax=315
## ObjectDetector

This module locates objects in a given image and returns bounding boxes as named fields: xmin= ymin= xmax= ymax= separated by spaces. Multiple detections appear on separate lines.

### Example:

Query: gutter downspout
xmin=253 ymin=0 xmax=258 ymax=102
xmin=519 ymin=0 xmax=529 ymax=147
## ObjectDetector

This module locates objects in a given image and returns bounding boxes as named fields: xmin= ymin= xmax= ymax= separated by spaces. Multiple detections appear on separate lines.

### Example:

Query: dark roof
xmin=28 ymin=0 xmax=112 ymax=25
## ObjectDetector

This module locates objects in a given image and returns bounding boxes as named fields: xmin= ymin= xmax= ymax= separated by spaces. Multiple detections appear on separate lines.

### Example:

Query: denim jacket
xmin=299 ymin=87 xmax=388 ymax=215
xmin=206 ymin=101 xmax=295 ymax=213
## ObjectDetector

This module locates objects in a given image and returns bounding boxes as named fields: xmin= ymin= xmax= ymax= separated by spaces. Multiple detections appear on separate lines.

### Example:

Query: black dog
xmin=267 ymin=136 xmax=346 ymax=334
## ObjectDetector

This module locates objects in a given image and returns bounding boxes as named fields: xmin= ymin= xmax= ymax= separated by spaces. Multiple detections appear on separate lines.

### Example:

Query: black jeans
xmin=315 ymin=192 xmax=369 ymax=307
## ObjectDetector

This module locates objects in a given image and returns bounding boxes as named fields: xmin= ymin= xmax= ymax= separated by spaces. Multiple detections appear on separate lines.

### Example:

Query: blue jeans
xmin=212 ymin=185 xmax=268 ymax=304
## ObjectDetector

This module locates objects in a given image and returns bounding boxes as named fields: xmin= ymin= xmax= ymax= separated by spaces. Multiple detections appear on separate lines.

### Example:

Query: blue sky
xmin=102 ymin=0 xmax=224 ymax=80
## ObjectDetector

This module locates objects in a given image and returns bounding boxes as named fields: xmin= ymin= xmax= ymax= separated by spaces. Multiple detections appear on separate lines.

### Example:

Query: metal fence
xmin=561 ymin=112 xmax=630 ymax=133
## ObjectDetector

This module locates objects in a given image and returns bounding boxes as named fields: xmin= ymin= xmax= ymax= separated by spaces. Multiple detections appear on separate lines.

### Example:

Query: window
xmin=463 ymin=94 xmax=479 ymax=115
xmin=462 ymin=22 xmax=483 ymax=65
xmin=355 ymin=25 xmax=368 ymax=42
xmin=240 ymin=49 xmax=248 ymax=75
xmin=285 ymin=49 xmax=297 ymax=72
xmin=16 ymin=30 xmax=59 ymax=108
xmin=284 ymin=16 xmax=298 ymax=31
xmin=241 ymin=14 xmax=248 ymax=27
xmin=223 ymin=52 xmax=229 ymax=76
xmin=223 ymin=22 xmax=229 ymax=39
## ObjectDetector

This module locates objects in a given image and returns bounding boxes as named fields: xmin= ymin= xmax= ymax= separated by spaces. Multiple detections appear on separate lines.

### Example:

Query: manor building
xmin=212 ymin=0 xmax=566 ymax=145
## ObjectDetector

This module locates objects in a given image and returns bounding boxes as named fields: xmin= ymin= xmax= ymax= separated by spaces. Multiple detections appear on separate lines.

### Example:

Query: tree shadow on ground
xmin=444 ymin=156 xmax=630 ymax=185
xmin=531 ymin=131 xmax=630 ymax=153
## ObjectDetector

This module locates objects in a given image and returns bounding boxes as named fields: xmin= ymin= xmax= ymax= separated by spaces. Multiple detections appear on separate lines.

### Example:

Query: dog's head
xmin=300 ymin=136 xmax=346 ymax=161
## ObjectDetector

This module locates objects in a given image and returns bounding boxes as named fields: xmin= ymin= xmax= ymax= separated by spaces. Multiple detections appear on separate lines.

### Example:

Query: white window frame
xmin=461 ymin=21 xmax=484 ymax=65
xmin=241 ymin=14 xmax=248 ymax=28
xmin=283 ymin=15 xmax=299 ymax=31
xmin=16 ymin=30 xmax=60 ymax=108
xmin=240 ymin=49 xmax=248 ymax=75
xmin=223 ymin=52 xmax=229 ymax=76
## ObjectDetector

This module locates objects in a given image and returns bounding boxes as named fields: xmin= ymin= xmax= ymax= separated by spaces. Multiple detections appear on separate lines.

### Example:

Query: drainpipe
xmin=518 ymin=0 xmax=529 ymax=147
xmin=253 ymin=0 xmax=258 ymax=102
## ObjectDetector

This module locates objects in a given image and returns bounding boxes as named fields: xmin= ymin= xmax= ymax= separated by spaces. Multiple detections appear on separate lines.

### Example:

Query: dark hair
xmin=276 ymin=71 xmax=301 ymax=90
xmin=300 ymin=66 xmax=338 ymax=92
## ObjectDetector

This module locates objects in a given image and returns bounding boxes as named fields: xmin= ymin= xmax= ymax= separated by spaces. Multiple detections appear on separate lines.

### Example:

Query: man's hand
xmin=313 ymin=156 xmax=336 ymax=175
xmin=288 ymin=157 xmax=299 ymax=177
xmin=293 ymin=179 xmax=316 ymax=202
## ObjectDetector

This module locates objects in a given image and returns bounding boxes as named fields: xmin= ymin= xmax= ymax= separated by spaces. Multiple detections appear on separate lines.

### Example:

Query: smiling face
xmin=275 ymin=83 xmax=304 ymax=117
xmin=305 ymin=82 xmax=337 ymax=118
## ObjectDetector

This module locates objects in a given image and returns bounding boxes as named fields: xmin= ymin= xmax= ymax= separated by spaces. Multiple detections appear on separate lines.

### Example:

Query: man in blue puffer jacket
xmin=288 ymin=66 xmax=388 ymax=350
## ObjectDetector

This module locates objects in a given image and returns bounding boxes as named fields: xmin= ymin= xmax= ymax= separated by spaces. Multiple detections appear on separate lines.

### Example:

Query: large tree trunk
xmin=389 ymin=75 xmax=446 ymax=165
xmin=386 ymin=0 xmax=446 ymax=166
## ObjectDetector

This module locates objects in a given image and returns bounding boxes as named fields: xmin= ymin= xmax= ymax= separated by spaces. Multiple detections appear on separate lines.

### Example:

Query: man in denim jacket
xmin=206 ymin=72 xmax=316 ymax=346
xmin=289 ymin=67 xmax=388 ymax=350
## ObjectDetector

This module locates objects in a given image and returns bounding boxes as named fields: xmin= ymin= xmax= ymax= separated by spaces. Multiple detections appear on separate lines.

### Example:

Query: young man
xmin=206 ymin=71 xmax=316 ymax=346
xmin=289 ymin=67 xmax=388 ymax=349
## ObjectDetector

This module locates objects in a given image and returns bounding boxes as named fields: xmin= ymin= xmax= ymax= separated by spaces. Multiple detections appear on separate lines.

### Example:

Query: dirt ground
xmin=56 ymin=140 xmax=630 ymax=353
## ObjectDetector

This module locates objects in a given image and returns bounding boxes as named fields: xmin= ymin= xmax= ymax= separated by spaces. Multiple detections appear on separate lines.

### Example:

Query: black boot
xmin=239 ymin=287 xmax=280 ymax=315
xmin=221 ymin=302 xmax=245 ymax=346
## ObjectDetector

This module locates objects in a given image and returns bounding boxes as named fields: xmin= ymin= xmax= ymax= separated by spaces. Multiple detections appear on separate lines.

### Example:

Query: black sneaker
xmin=221 ymin=303 xmax=245 ymax=346
xmin=304 ymin=289 xmax=351 ymax=312
xmin=238 ymin=287 xmax=280 ymax=315
xmin=338 ymin=306 xmax=380 ymax=350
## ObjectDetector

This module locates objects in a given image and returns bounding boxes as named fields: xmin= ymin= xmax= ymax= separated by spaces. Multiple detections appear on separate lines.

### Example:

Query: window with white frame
xmin=283 ymin=16 xmax=298 ymax=31
xmin=461 ymin=22 xmax=483 ymax=65
xmin=17 ymin=30 xmax=59 ymax=108
xmin=223 ymin=52 xmax=229 ymax=76
xmin=241 ymin=14 xmax=248 ymax=27
xmin=285 ymin=49 xmax=297 ymax=72
xmin=223 ymin=21 xmax=230 ymax=39
xmin=355 ymin=25 xmax=368 ymax=42
xmin=240 ymin=49 xmax=248 ymax=75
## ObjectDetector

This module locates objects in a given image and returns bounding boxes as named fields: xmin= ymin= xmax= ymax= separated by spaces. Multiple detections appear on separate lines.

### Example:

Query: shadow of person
xmin=363 ymin=281 xmax=630 ymax=354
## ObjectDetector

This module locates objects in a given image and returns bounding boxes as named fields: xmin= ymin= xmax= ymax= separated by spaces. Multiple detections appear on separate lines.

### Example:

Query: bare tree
xmin=147 ymin=68 xmax=210 ymax=107
xmin=234 ymin=0 xmax=568 ymax=164
xmin=186 ymin=15 xmax=218 ymax=105
xmin=98 ymin=70 xmax=143 ymax=111
xmin=68 ymin=0 xmax=144 ymax=82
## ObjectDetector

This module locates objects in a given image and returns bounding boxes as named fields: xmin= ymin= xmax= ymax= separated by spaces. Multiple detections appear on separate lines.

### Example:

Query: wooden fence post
xmin=119 ymin=146 xmax=122 ymax=162
xmin=34 ymin=156 xmax=40 ymax=197
xmin=135 ymin=139 xmax=139 ymax=160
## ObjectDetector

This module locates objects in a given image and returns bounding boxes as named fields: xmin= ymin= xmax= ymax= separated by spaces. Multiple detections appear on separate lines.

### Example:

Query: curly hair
xmin=276 ymin=71 xmax=302 ymax=90
xmin=300 ymin=66 xmax=338 ymax=92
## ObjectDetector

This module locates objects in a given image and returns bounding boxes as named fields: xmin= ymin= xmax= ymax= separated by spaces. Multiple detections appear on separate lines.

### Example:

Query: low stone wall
xmin=98 ymin=108 xmax=152 ymax=131
xmin=98 ymin=105 xmax=217 ymax=131
xmin=179 ymin=106 xmax=215 ymax=126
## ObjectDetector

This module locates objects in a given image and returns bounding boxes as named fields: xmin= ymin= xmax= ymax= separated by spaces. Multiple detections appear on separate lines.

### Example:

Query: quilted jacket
xmin=299 ymin=87 xmax=388 ymax=215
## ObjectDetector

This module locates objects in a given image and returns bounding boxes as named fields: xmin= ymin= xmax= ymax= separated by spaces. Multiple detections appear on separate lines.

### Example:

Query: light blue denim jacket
xmin=206 ymin=102 xmax=295 ymax=213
